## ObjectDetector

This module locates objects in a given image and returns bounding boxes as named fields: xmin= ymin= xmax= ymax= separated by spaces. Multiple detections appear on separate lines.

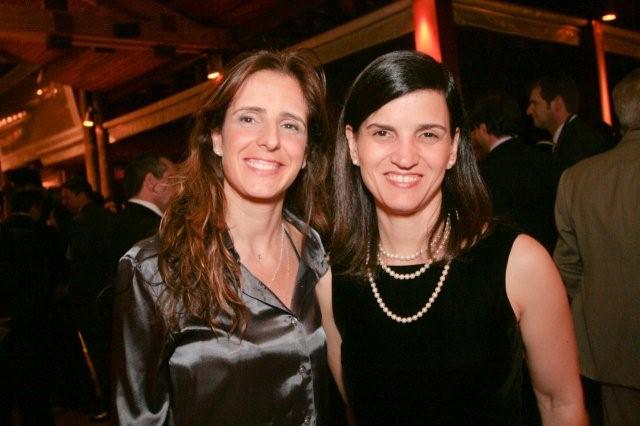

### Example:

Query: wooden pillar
xmin=591 ymin=20 xmax=613 ymax=125
xmin=579 ymin=23 xmax=607 ymax=125
xmin=79 ymin=90 xmax=100 ymax=191
xmin=93 ymin=94 xmax=113 ymax=199
xmin=0 ymin=161 xmax=6 ymax=220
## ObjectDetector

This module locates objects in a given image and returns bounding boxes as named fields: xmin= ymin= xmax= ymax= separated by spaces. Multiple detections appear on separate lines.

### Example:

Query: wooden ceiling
xmin=0 ymin=0 xmax=394 ymax=95
xmin=1 ymin=0 xmax=637 ymax=95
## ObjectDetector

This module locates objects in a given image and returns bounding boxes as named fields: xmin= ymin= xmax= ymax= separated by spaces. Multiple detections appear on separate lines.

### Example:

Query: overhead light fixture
xmin=36 ymin=68 xmax=45 ymax=95
xmin=601 ymin=0 xmax=617 ymax=22
xmin=207 ymin=55 xmax=223 ymax=81
xmin=83 ymin=106 xmax=95 ymax=128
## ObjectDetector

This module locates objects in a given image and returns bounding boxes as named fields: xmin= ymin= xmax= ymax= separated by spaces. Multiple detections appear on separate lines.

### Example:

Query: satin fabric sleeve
xmin=111 ymin=251 xmax=174 ymax=426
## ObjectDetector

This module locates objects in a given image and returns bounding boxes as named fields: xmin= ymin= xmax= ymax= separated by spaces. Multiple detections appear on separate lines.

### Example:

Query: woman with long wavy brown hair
xmin=111 ymin=50 xmax=334 ymax=426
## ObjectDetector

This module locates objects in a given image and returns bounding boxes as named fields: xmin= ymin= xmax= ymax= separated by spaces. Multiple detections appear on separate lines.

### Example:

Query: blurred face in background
xmin=527 ymin=86 xmax=553 ymax=132
xmin=61 ymin=188 xmax=86 ymax=215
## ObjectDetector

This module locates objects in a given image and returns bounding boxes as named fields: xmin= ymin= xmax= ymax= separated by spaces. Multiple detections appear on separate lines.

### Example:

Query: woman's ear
xmin=447 ymin=128 xmax=460 ymax=169
xmin=345 ymin=125 xmax=360 ymax=166
xmin=211 ymin=130 xmax=223 ymax=157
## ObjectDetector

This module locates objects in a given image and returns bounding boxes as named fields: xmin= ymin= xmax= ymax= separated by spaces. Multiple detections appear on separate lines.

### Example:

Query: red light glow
xmin=413 ymin=0 xmax=442 ymax=62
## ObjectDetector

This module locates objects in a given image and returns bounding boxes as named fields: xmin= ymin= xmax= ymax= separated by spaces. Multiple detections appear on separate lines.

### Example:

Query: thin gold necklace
xmin=267 ymin=224 xmax=285 ymax=286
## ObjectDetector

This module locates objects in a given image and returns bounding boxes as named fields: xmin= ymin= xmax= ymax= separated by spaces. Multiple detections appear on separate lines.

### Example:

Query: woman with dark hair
xmin=328 ymin=51 xmax=586 ymax=424
xmin=112 ymin=50 xmax=334 ymax=425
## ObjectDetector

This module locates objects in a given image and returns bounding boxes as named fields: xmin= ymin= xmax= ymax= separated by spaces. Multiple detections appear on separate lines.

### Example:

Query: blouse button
xmin=290 ymin=317 xmax=298 ymax=326
xmin=302 ymin=415 xmax=311 ymax=425
xmin=298 ymin=365 xmax=307 ymax=376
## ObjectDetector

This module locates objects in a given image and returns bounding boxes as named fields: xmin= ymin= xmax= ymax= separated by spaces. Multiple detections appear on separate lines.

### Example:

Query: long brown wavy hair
xmin=330 ymin=51 xmax=492 ymax=278
xmin=158 ymin=50 xmax=330 ymax=333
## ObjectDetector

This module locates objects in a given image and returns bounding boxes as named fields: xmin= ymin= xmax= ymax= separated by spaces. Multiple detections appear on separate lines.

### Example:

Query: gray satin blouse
xmin=111 ymin=212 xmax=330 ymax=426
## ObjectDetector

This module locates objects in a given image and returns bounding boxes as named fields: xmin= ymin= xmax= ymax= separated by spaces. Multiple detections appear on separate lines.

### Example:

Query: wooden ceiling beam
xmin=237 ymin=0 xmax=326 ymax=43
xmin=103 ymin=0 xmax=212 ymax=31
xmin=0 ymin=63 xmax=40 ymax=96
xmin=0 ymin=4 xmax=233 ymax=54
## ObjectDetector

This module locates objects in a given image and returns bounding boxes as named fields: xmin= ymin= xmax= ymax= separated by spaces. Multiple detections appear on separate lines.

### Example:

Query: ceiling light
xmin=83 ymin=107 xmax=95 ymax=128
xmin=207 ymin=55 xmax=223 ymax=81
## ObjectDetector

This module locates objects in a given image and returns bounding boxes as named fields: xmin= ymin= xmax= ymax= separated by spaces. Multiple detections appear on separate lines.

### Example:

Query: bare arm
xmin=506 ymin=235 xmax=586 ymax=426
xmin=315 ymin=268 xmax=347 ymax=403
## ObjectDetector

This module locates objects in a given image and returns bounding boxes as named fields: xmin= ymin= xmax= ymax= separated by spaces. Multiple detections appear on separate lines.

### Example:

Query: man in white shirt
xmin=527 ymin=72 xmax=605 ymax=172
xmin=114 ymin=153 xmax=176 ymax=258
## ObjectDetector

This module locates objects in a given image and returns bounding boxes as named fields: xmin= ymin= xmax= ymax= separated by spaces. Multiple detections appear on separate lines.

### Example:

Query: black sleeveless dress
xmin=333 ymin=225 xmax=523 ymax=425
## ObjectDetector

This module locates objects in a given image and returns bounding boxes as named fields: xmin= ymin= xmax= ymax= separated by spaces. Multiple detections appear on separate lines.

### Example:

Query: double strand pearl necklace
xmin=366 ymin=217 xmax=452 ymax=324
xmin=378 ymin=217 xmax=451 ymax=281
xmin=368 ymin=260 xmax=451 ymax=323
xmin=379 ymin=245 xmax=426 ymax=261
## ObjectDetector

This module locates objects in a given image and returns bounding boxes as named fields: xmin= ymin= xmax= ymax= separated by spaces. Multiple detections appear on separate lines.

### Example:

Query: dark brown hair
xmin=532 ymin=72 xmax=580 ymax=114
xmin=158 ymin=50 xmax=330 ymax=333
xmin=330 ymin=50 xmax=492 ymax=277
xmin=123 ymin=153 xmax=170 ymax=199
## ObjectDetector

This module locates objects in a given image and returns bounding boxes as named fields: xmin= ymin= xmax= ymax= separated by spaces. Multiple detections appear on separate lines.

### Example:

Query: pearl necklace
xmin=378 ymin=216 xmax=450 ymax=261
xmin=378 ymin=218 xmax=451 ymax=281
xmin=378 ymin=251 xmax=432 ymax=280
xmin=367 ymin=260 xmax=451 ymax=323
xmin=378 ymin=245 xmax=426 ymax=261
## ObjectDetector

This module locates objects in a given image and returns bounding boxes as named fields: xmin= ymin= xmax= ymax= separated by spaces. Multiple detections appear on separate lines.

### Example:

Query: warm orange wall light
xmin=592 ymin=20 xmax=612 ymax=125
xmin=413 ymin=0 xmax=442 ymax=62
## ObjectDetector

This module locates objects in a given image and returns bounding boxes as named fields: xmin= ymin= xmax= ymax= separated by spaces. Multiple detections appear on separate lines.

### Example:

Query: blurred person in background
xmin=527 ymin=72 xmax=606 ymax=172
xmin=0 ymin=188 xmax=55 ymax=425
xmin=61 ymin=177 xmax=115 ymax=420
xmin=112 ymin=152 xmax=176 ymax=259
xmin=554 ymin=68 xmax=640 ymax=425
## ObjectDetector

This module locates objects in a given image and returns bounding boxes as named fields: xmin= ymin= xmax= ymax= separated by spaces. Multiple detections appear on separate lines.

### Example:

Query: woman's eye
xmin=420 ymin=131 xmax=441 ymax=142
xmin=373 ymin=130 xmax=389 ymax=137
xmin=282 ymin=122 xmax=300 ymax=132
xmin=239 ymin=115 xmax=256 ymax=124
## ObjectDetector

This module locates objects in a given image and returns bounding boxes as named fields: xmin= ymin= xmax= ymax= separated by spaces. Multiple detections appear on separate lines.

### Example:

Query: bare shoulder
xmin=505 ymin=234 xmax=565 ymax=321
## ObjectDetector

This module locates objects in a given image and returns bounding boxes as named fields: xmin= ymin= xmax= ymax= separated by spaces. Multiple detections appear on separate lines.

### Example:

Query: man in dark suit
xmin=0 ymin=189 xmax=55 ymax=425
xmin=61 ymin=177 xmax=115 ymax=420
xmin=113 ymin=153 xmax=176 ymax=258
xmin=527 ymin=72 xmax=606 ymax=172
xmin=470 ymin=94 xmax=559 ymax=253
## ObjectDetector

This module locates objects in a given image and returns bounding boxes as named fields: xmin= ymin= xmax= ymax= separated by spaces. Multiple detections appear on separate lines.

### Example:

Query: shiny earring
xmin=352 ymin=159 xmax=359 ymax=166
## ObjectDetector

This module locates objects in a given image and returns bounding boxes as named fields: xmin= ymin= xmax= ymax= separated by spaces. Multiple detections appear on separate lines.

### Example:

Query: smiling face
xmin=212 ymin=70 xmax=308 ymax=206
xmin=346 ymin=89 xmax=459 ymax=219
